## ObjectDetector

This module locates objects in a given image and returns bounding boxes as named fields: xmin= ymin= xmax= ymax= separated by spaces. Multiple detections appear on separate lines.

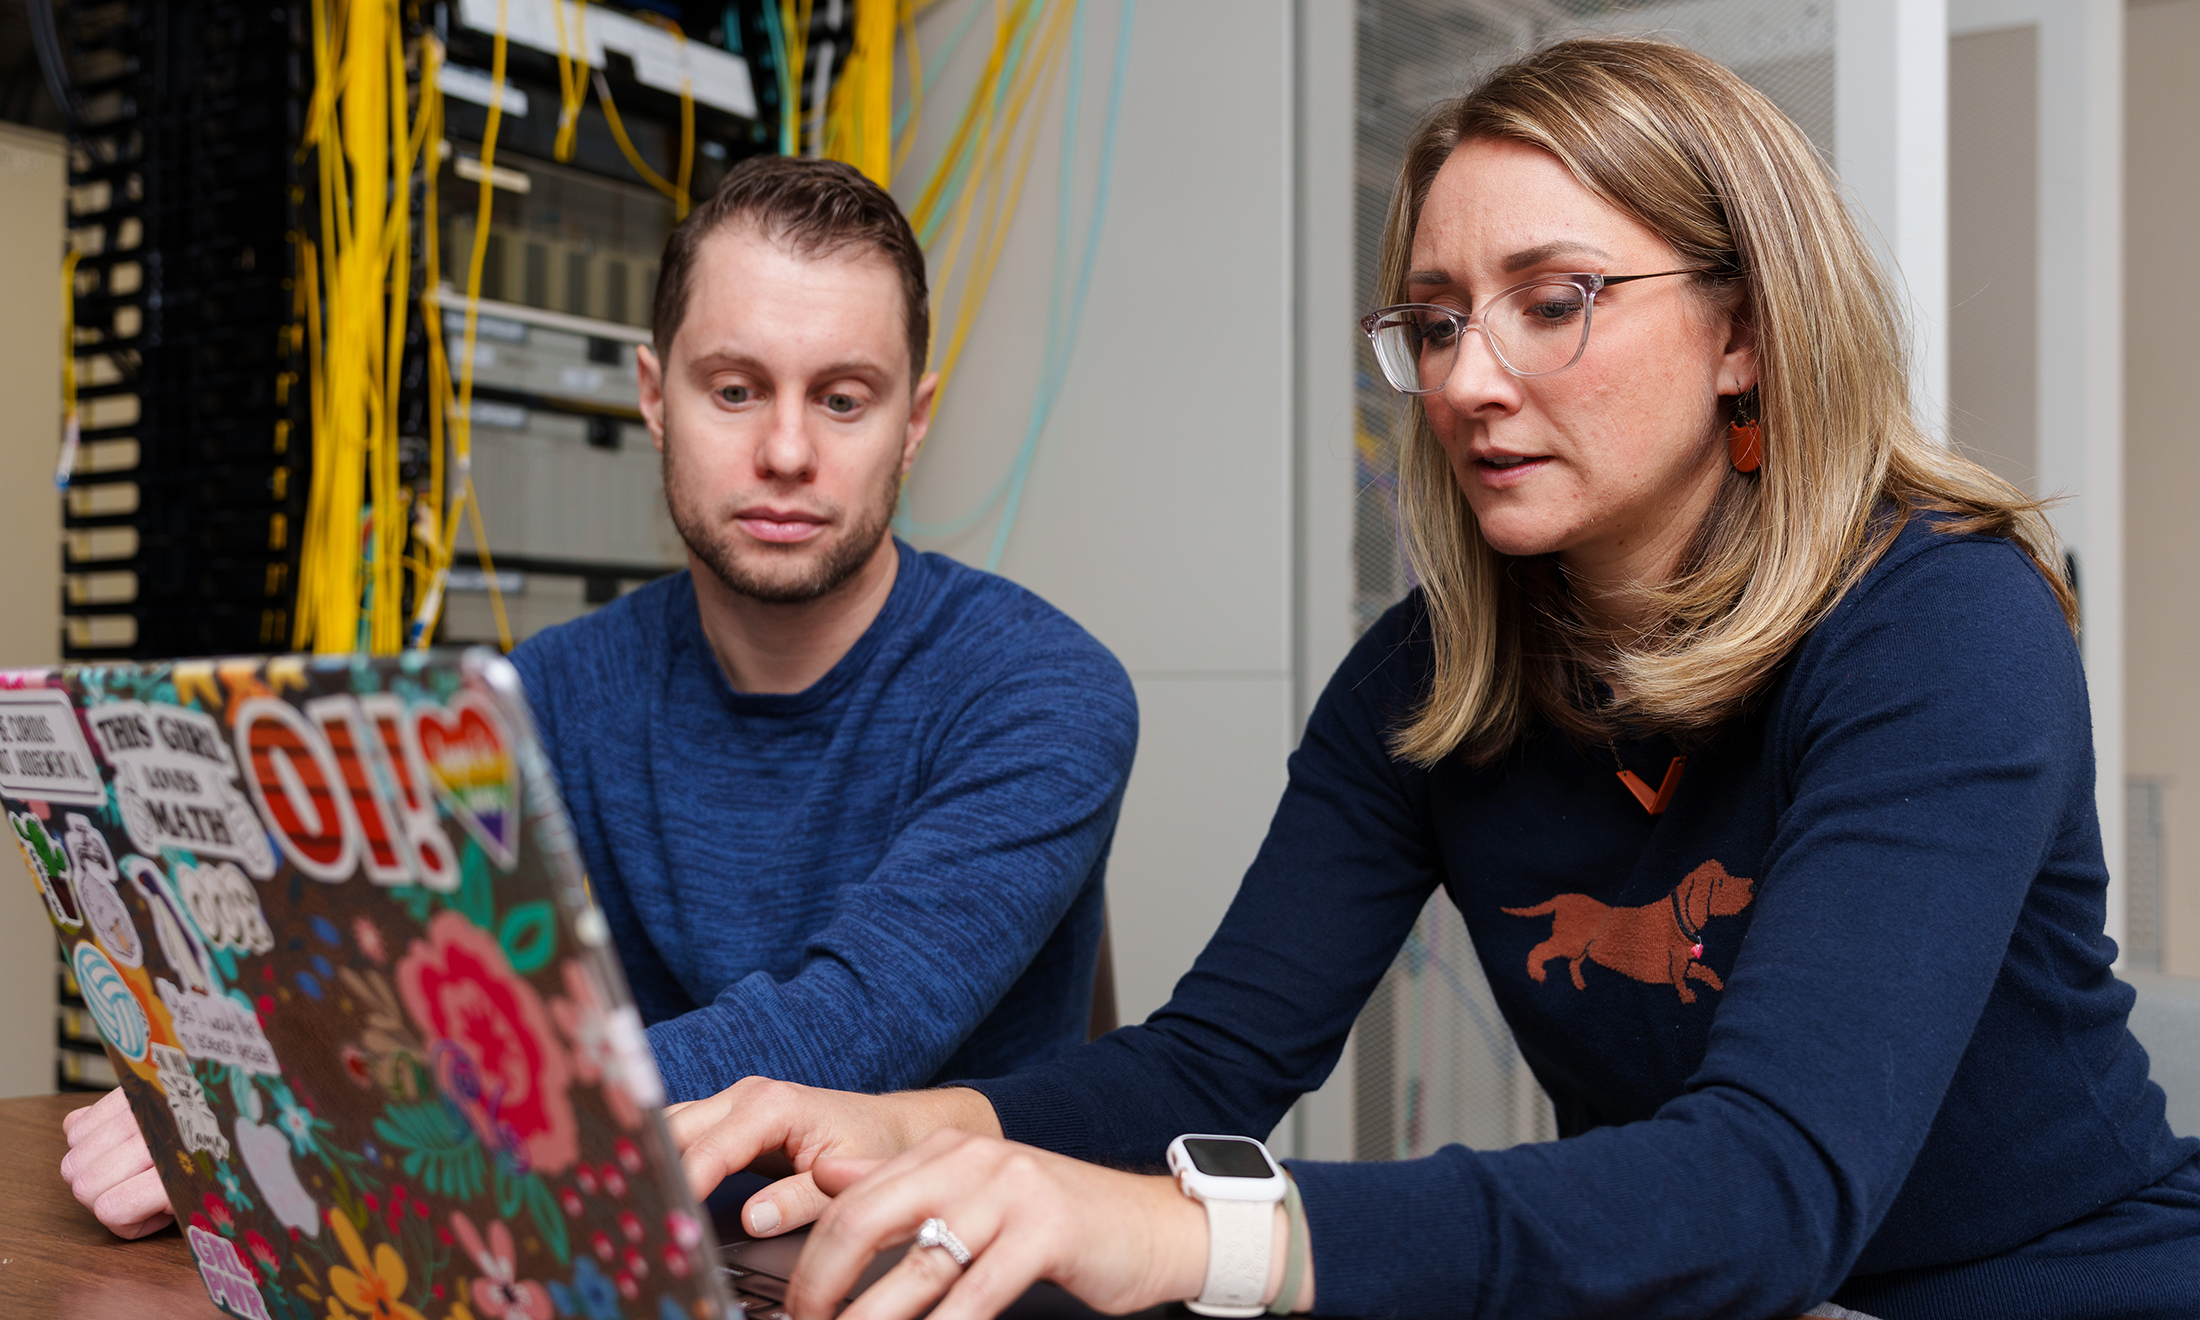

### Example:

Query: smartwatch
xmin=1165 ymin=1134 xmax=1288 ymax=1318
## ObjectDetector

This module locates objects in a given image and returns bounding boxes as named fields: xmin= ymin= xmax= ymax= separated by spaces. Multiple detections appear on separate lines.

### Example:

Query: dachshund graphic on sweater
xmin=1502 ymin=859 xmax=1754 ymax=1003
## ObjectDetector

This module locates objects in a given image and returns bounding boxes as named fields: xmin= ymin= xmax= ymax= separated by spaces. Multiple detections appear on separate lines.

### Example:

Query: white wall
xmin=2125 ymin=0 xmax=2200 ymax=975
xmin=0 ymin=122 xmax=66 ymax=1097
xmin=1950 ymin=0 xmax=2128 ymax=952
xmin=890 ymin=0 xmax=1357 ymax=1156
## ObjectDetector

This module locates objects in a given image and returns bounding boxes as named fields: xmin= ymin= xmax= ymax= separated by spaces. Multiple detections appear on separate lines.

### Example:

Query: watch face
xmin=1182 ymin=1137 xmax=1274 ymax=1179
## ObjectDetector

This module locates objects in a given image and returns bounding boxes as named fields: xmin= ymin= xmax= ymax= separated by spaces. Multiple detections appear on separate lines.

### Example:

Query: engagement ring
xmin=915 ymin=1217 xmax=973 ymax=1267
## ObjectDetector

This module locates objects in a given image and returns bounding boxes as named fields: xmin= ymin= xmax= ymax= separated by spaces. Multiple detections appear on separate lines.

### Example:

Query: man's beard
xmin=662 ymin=427 xmax=899 ymax=605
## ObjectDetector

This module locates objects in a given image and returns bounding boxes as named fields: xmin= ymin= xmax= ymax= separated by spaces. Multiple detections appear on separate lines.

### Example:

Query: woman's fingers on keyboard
xmin=745 ymin=1169 xmax=837 ymax=1236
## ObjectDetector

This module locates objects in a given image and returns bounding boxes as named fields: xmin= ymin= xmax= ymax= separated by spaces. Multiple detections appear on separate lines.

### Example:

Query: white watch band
xmin=1186 ymin=1195 xmax=1272 ymax=1318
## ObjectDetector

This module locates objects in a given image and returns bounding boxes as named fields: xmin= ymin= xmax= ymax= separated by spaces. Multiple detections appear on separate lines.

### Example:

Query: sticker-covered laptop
xmin=1 ymin=650 xmax=740 ymax=1320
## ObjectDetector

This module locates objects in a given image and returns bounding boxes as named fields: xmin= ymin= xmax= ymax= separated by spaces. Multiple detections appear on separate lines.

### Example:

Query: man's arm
xmin=60 ymin=1086 xmax=176 ymax=1238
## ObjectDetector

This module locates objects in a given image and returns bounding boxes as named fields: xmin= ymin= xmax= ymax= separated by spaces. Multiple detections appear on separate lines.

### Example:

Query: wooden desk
xmin=0 ymin=1092 xmax=221 ymax=1318
xmin=0 ymin=1093 xmax=1850 ymax=1320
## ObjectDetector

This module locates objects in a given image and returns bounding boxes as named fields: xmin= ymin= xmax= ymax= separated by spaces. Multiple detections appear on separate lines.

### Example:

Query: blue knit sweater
xmin=969 ymin=517 xmax=2200 ymax=1319
xmin=513 ymin=542 xmax=1138 ymax=1103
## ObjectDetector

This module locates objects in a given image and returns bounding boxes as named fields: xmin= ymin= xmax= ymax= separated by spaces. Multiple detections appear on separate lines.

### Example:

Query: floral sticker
xmin=396 ymin=911 xmax=578 ymax=1175
xmin=451 ymin=1211 xmax=554 ymax=1319
xmin=550 ymin=1257 xmax=621 ymax=1320
xmin=550 ymin=960 xmax=659 ymax=1131
xmin=325 ymin=1205 xmax=428 ymax=1320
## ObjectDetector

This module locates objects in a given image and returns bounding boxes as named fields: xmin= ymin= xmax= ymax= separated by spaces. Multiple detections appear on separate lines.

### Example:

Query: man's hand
xmin=789 ymin=1130 xmax=1214 ymax=1320
xmin=666 ymin=1077 xmax=1002 ymax=1238
xmin=60 ymin=1087 xmax=175 ymax=1239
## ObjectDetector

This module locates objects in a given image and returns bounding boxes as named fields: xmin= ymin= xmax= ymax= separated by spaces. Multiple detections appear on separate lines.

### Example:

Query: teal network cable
xmin=761 ymin=0 xmax=795 ymax=155
xmin=982 ymin=0 xmax=1133 ymax=571
xmin=896 ymin=0 xmax=1136 ymax=564
xmin=911 ymin=0 xmax=1053 ymax=250
xmin=892 ymin=0 xmax=993 ymax=144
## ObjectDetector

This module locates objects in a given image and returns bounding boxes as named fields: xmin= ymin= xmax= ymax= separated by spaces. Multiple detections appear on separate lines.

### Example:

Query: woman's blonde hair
xmin=1385 ymin=37 xmax=2076 ymax=767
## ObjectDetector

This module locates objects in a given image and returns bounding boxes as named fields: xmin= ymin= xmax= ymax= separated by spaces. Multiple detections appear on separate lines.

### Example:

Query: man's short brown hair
xmin=651 ymin=156 xmax=930 ymax=382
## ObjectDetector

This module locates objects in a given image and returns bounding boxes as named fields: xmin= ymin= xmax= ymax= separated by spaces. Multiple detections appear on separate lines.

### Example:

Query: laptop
xmin=7 ymin=649 xmax=1148 ymax=1320
xmin=4 ymin=649 xmax=749 ymax=1319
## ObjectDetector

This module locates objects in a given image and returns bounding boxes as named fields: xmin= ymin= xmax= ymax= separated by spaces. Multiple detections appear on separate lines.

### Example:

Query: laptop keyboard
xmin=719 ymin=1261 xmax=795 ymax=1319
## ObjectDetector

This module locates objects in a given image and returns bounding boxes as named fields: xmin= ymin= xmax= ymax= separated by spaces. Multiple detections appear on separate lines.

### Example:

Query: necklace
xmin=1609 ymin=741 xmax=1686 ymax=815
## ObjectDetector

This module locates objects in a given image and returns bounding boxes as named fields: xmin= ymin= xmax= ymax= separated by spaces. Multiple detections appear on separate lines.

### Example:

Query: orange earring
xmin=1727 ymin=386 xmax=1763 ymax=474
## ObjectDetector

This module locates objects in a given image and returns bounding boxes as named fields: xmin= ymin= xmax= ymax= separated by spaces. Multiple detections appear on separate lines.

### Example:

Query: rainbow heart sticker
xmin=410 ymin=692 xmax=520 ymax=871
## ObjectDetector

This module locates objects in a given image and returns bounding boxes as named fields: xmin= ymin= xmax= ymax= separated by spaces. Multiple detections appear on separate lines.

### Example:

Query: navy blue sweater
xmin=514 ymin=543 xmax=1138 ymax=1102
xmin=970 ymin=518 xmax=2200 ymax=1319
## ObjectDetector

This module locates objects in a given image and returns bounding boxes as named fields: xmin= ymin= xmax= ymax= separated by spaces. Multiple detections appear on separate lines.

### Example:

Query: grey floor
xmin=2124 ymin=969 xmax=2200 ymax=1137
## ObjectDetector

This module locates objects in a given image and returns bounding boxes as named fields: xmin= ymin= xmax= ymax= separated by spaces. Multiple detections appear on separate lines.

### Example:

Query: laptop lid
xmin=5 ymin=650 xmax=736 ymax=1320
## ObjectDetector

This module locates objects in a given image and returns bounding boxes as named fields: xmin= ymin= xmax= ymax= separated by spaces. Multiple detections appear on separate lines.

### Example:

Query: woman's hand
xmin=666 ymin=1077 xmax=1002 ymax=1237
xmin=789 ymin=1129 xmax=1211 ymax=1320
xmin=59 ymin=1087 xmax=175 ymax=1239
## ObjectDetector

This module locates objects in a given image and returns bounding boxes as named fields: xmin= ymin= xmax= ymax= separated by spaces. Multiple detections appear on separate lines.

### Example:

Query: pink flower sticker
xmin=396 ymin=911 xmax=577 ymax=1175
xmin=549 ymin=959 xmax=660 ymax=1131
xmin=450 ymin=1211 xmax=555 ymax=1320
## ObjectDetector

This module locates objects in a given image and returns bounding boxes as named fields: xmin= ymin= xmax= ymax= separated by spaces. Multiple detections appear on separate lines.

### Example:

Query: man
xmin=61 ymin=156 xmax=1138 ymax=1237
xmin=520 ymin=155 xmax=1137 ymax=1101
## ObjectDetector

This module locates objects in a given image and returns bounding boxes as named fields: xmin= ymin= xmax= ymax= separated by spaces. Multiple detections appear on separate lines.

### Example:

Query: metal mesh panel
xmin=1349 ymin=0 xmax=1835 ymax=1162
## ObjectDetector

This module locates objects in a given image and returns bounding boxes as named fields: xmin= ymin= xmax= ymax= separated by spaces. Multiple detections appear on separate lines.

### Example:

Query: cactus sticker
xmin=12 ymin=810 xmax=80 ymax=926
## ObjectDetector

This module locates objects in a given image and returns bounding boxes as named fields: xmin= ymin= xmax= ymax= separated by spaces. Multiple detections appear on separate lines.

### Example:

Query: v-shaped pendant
xmin=1616 ymin=756 xmax=1687 ymax=815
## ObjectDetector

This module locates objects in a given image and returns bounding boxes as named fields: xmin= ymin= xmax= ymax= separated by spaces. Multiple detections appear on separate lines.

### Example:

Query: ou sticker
xmin=71 ymin=940 xmax=149 ymax=1063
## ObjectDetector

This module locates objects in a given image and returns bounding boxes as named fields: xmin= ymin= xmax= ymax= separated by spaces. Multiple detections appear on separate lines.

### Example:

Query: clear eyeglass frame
xmin=1360 ymin=269 xmax=1708 ymax=394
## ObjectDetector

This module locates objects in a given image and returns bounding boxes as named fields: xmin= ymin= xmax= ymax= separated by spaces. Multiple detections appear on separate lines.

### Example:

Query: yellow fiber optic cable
xmin=822 ymin=0 xmax=897 ymax=184
xmin=629 ymin=11 xmax=696 ymax=219
xmin=295 ymin=0 xmax=397 ymax=653
xmin=56 ymin=248 xmax=81 ymax=489
xmin=905 ymin=1 xmax=1019 ymax=237
xmin=374 ymin=14 xmax=414 ymax=651
xmin=551 ymin=0 xmax=590 ymax=162
xmin=917 ymin=0 xmax=1070 ymax=408
xmin=934 ymin=33 xmax=1063 ymax=397
xmin=416 ymin=37 xmax=451 ymax=644
xmin=676 ymin=62 xmax=695 ymax=220
xmin=892 ymin=0 xmax=923 ymax=180
xmin=593 ymin=70 xmax=692 ymax=218
xmin=412 ymin=0 xmax=515 ymax=650
xmin=463 ymin=481 xmax=514 ymax=652
xmin=782 ymin=0 xmax=812 ymax=154
xmin=925 ymin=9 xmax=1052 ymax=395
xmin=904 ymin=4 xmax=1023 ymax=344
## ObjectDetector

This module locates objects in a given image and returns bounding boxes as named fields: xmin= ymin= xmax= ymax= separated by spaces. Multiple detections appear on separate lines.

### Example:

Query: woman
xmin=669 ymin=38 xmax=2200 ymax=1320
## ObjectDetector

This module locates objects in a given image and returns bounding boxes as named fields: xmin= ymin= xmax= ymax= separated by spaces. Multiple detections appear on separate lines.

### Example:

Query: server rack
xmin=46 ymin=0 xmax=801 ymax=660
xmin=430 ymin=0 xmax=781 ymax=644
xmin=35 ymin=0 xmax=801 ymax=1086
xmin=54 ymin=0 xmax=315 ymax=659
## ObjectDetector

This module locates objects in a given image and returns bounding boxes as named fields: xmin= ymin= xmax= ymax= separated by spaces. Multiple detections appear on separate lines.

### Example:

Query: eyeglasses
xmin=1360 ymin=270 xmax=1707 ymax=394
